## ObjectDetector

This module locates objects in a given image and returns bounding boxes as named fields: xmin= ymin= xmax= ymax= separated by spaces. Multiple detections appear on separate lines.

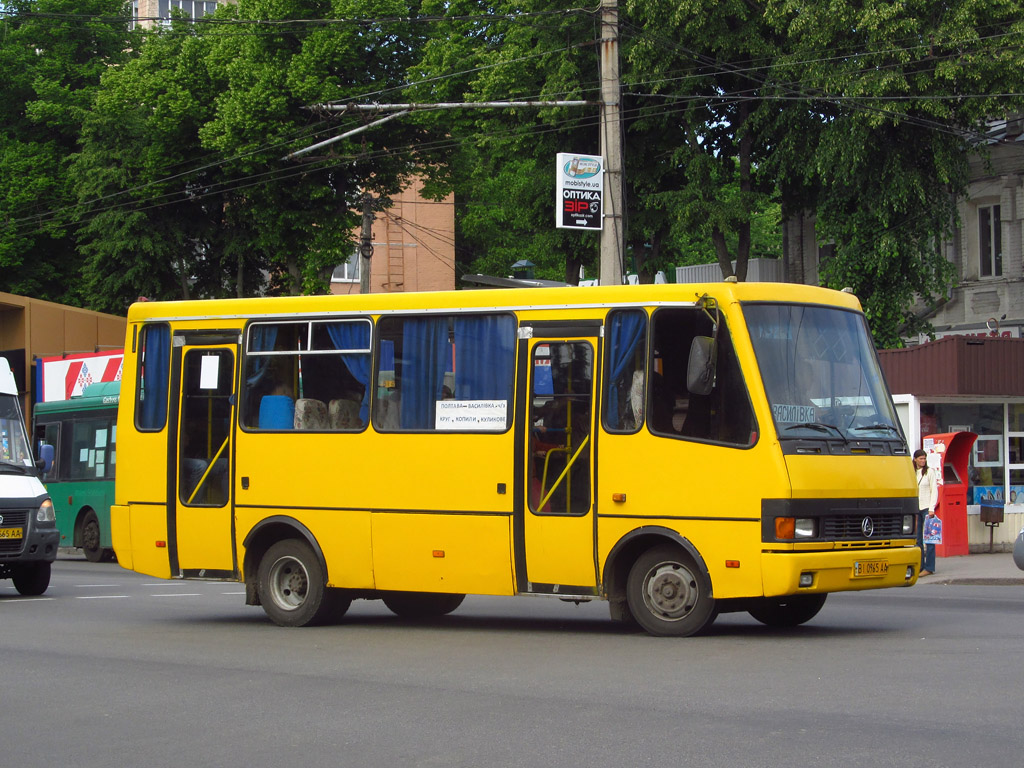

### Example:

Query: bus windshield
xmin=744 ymin=303 xmax=902 ymax=443
xmin=0 ymin=394 xmax=34 ymax=469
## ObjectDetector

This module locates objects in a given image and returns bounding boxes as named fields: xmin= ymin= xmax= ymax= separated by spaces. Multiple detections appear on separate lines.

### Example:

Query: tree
xmin=0 ymin=0 xmax=137 ymax=304
xmin=72 ymin=0 xmax=434 ymax=312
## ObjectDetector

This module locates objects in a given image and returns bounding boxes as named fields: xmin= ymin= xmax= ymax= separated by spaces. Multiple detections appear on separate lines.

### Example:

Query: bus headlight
xmin=36 ymin=499 xmax=55 ymax=523
xmin=902 ymin=514 xmax=915 ymax=535
xmin=794 ymin=518 xmax=817 ymax=538
xmin=775 ymin=517 xmax=817 ymax=539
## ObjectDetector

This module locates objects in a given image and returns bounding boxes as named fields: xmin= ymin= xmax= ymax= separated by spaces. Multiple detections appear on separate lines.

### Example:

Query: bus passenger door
xmin=517 ymin=329 xmax=599 ymax=594
xmin=171 ymin=340 xmax=237 ymax=578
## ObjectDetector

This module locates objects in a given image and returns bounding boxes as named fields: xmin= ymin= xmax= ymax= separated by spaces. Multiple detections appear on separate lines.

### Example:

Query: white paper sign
xmin=435 ymin=400 xmax=508 ymax=431
xmin=199 ymin=355 xmax=220 ymax=390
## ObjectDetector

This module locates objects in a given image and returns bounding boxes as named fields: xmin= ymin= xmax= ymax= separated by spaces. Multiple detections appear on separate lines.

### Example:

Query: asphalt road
xmin=2 ymin=557 xmax=1022 ymax=768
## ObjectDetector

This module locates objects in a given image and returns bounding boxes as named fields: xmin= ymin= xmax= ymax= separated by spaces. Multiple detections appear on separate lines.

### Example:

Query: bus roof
xmin=124 ymin=281 xmax=863 ymax=323
xmin=34 ymin=381 xmax=120 ymax=414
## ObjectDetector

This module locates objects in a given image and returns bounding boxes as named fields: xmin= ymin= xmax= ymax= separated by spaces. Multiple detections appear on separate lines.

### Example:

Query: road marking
xmin=76 ymin=595 xmax=129 ymax=599
xmin=222 ymin=591 xmax=245 ymax=595
xmin=151 ymin=593 xmax=202 ymax=597
xmin=0 ymin=597 xmax=55 ymax=603
xmin=74 ymin=584 xmax=120 ymax=588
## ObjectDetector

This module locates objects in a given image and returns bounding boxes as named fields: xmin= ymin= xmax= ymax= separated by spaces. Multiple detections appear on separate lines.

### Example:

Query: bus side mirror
xmin=687 ymin=336 xmax=717 ymax=396
xmin=37 ymin=443 xmax=54 ymax=474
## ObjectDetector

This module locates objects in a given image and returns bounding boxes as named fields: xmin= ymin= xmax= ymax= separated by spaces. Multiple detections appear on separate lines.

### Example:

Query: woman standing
xmin=914 ymin=449 xmax=939 ymax=576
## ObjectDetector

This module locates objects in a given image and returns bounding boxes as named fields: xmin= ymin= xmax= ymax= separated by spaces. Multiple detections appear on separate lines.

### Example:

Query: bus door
xmin=170 ymin=333 xmax=239 ymax=578
xmin=516 ymin=322 xmax=600 ymax=595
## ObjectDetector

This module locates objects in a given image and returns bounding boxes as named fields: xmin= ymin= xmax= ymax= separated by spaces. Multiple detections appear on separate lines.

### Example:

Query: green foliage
xmin=0 ymin=0 xmax=137 ymax=304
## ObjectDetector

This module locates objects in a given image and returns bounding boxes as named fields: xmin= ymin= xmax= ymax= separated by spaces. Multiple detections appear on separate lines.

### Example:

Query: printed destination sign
xmin=556 ymin=153 xmax=603 ymax=230
xmin=435 ymin=400 xmax=508 ymax=431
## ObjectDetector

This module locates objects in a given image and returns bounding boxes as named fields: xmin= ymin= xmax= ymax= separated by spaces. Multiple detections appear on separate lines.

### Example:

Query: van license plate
xmin=0 ymin=527 xmax=23 ymax=539
xmin=853 ymin=560 xmax=887 ymax=578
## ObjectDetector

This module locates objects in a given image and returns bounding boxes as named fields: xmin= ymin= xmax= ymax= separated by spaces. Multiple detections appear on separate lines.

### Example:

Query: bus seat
xmin=259 ymin=395 xmax=294 ymax=430
xmin=329 ymin=398 xmax=361 ymax=430
xmin=294 ymin=398 xmax=328 ymax=430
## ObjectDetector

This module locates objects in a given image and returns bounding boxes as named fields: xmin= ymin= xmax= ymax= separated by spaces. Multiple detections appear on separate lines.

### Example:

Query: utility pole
xmin=359 ymin=193 xmax=374 ymax=294
xmin=599 ymin=0 xmax=624 ymax=286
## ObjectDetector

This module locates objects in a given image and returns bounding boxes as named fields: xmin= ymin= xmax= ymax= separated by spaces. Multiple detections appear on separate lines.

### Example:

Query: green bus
xmin=33 ymin=381 xmax=119 ymax=562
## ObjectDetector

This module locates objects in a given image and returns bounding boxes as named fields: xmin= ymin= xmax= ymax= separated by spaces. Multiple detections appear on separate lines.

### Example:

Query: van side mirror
xmin=38 ymin=443 xmax=54 ymax=474
xmin=687 ymin=336 xmax=717 ymax=396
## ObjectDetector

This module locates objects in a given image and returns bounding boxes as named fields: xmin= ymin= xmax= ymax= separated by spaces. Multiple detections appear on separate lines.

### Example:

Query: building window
xmin=331 ymin=251 xmax=360 ymax=283
xmin=979 ymin=204 xmax=1002 ymax=278
xmin=159 ymin=0 xmax=218 ymax=22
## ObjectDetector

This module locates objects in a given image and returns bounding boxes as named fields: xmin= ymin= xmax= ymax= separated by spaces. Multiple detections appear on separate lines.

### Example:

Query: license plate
xmin=0 ymin=527 xmax=23 ymax=540
xmin=853 ymin=560 xmax=888 ymax=578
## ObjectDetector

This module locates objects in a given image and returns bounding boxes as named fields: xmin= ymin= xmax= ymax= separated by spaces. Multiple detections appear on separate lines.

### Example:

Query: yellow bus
xmin=111 ymin=281 xmax=920 ymax=636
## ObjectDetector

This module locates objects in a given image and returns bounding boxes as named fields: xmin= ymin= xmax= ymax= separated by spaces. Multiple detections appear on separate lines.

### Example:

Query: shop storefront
xmin=879 ymin=335 xmax=1024 ymax=553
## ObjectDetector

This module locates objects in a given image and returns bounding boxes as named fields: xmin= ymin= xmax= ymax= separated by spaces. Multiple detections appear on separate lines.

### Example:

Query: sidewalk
xmin=917 ymin=551 xmax=1024 ymax=586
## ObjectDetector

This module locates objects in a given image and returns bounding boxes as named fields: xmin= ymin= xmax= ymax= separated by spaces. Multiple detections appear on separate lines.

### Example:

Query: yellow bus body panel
xmin=371 ymin=513 xmax=514 ymax=595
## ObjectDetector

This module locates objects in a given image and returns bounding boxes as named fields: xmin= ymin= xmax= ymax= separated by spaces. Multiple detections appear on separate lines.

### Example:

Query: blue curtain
xmin=325 ymin=322 xmax=372 ymax=423
xmin=401 ymin=318 xmax=449 ymax=429
xmin=139 ymin=324 xmax=170 ymax=430
xmin=454 ymin=316 xmax=514 ymax=403
xmin=245 ymin=324 xmax=279 ymax=387
xmin=606 ymin=311 xmax=646 ymax=427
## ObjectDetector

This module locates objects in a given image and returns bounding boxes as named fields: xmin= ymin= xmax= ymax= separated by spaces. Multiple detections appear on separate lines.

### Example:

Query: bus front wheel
xmin=626 ymin=544 xmax=716 ymax=637
xmin=257 ymin=539 xmax=346 ymax=627
xmin=13 ymin=562 xmax=51 ymax=596
xmin=747 ymin=594 xmax=828 ymax=627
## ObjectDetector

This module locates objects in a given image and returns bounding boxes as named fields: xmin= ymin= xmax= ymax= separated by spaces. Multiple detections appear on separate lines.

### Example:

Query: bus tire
xmin=257 ymin=539 xmax=337 ymax=627
xmin=81 ymin=511 xmax=104 ymax=563
xmin=382 ymin=592 xmax=465 ymax=618
xmin=626 ymin=544 xmax=716 ymax=637
xmin=747 ymin=594 xmax=827 ymax=627
xmin=13 ymin=562 xmax=51 ymax=596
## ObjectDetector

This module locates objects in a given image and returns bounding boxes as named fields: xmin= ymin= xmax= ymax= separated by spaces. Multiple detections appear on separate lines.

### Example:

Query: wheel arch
xmin=602 ymin=526 xmax=713 ymax=605
xmin=241 ymin=516 xmax=328 ymax=606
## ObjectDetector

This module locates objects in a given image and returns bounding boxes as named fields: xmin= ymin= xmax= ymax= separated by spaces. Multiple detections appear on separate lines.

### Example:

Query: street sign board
xmin=556 ymin=153 xmax=603 ymax=230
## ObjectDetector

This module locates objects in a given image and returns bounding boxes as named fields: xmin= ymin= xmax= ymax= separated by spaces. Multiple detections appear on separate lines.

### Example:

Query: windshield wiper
xmin=0 ymin=461 xmax=29 ymax=475
xmin=784 ymin=422 xmax=846 ymax=440
xmin=851 ymin=423 xmax=901 ymax=435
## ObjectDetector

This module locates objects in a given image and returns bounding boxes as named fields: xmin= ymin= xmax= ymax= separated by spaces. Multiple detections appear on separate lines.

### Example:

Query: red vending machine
xmin=923 ymin=431 xmax=978 ymax=558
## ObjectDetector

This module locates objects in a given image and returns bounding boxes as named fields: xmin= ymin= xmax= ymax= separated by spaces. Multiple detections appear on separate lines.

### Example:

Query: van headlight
xmin=36 ymin=499 xmax=55 ymax=523
xmin=902 ymin=514 xmax=916 ymax=535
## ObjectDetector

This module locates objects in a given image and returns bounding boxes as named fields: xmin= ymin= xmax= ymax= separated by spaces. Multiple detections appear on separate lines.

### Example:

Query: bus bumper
xmin=761 ymin=546 xmax=921 ymax=596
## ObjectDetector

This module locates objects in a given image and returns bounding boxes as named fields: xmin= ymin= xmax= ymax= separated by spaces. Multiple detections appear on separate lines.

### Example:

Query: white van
xmin=0 ymin=358 xmax=58 ymax=594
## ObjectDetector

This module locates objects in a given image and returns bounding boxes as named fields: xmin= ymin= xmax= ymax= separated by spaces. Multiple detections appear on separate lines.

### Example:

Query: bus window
xmin=241 ymin=319 xmax=371 ymax=431
xmin=136 ymin=323 xmax=170 ymax=431
xmin=649 ymin=308 xmax=756 ymax=446
xmin=374 ymin=314 xmax=515 ymax=432
xmin=603 ymin=309 xmax=647 ymax=433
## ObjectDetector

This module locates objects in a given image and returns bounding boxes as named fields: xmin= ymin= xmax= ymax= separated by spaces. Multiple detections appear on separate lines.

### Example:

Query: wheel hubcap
xmin=268 ymin=556 xmax=309 ymax=611
xmin=642 ymin=561 xmax=698 ymax=621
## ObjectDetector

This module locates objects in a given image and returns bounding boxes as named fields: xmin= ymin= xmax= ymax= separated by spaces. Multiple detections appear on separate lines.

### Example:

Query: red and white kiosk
xmin=923 ymin=431 xmax=978 ymax=558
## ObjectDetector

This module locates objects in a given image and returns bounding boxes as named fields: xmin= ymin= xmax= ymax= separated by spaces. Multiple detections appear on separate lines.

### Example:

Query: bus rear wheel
xmin=81 ymin=511 xmax=104 ymax=563
xmin=257 ymin=539 xmax=344 ymax=627
xmin=13 ymin=562 xmax=51 ymax=596
xmin=747 ymin=594 xmax=828 ymax=627
xmin=383 ymin=592 xmax=465 ymax=618
xmin=626 ymin=544 xmax=716 ymax=637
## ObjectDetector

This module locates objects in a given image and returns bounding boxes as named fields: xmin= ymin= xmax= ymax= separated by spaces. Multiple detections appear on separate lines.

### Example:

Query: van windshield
xmin=0 ymin=394 xmax=33 ymax=469
xmin=743 ymin=303 xmax=902 ymax=444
